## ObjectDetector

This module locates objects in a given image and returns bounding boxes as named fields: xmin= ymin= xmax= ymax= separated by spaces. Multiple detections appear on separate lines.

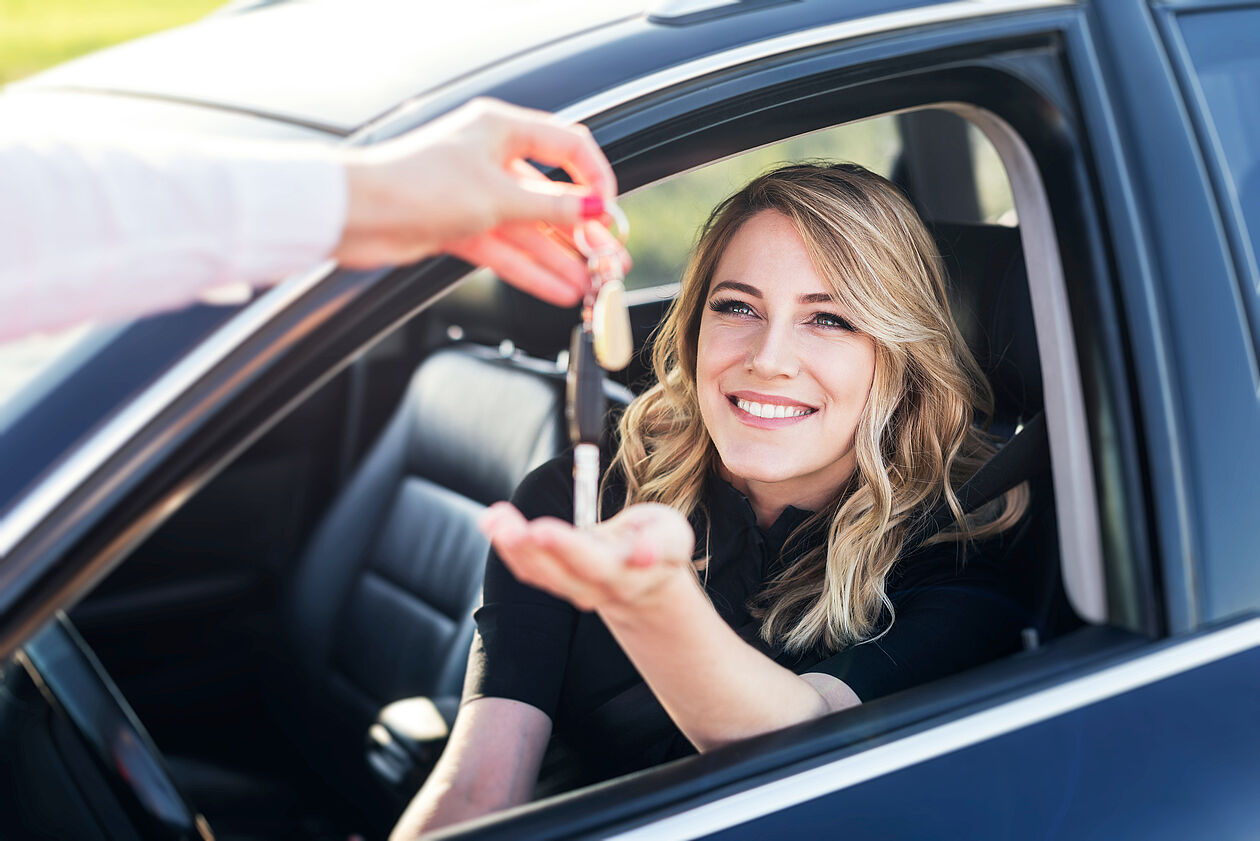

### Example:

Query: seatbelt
xmin=913 ymin=410 xmax=1048 ymax=546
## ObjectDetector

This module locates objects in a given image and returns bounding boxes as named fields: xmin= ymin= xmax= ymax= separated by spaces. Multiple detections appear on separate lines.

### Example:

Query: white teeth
xmin=734 ymin=398 xmax=813 ymax=419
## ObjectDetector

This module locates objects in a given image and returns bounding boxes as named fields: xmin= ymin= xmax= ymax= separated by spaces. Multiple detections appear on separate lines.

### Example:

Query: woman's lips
xmin=727 ymin=393 xmax=818 ymax=428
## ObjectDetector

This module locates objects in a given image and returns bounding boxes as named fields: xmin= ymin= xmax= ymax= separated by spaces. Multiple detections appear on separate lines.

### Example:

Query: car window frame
xmin=425 ymin=13 xmax=1165 ymax=841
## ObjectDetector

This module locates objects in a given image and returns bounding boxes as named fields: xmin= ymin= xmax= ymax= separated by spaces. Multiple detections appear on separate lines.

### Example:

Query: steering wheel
xmin=20 ymin=613 xmax=211 ymax=841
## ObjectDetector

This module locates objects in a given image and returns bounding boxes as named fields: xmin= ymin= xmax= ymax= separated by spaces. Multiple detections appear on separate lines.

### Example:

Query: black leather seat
xmin=274 ymin=346 xmax=570 ymax=799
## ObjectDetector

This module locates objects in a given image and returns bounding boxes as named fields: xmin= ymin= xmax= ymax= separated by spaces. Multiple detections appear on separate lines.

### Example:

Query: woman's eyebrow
xmin=709 ymin=281 xmax=837 ymax=306
xmin=710 ymin=280 xmax=760 ymax=297
xmin=799 ymin=292 xmax=836 ymax=304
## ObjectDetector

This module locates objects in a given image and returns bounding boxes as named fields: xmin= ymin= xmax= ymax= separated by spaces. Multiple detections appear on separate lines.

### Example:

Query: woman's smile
xmin=726 ymin=391 xmax=819 ymax=426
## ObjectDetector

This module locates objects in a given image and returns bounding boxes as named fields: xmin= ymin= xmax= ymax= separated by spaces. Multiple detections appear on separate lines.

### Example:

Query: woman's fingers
xmin=494 ymin=222 xmax=589 ymax=296
xmin=482 ymin=506 xmax=609 ymax=608
xmin=485 ymin=100 xmax=617 ymax=200
xmin=446 ymin=231 xmax=585 ymax=307
xmin=480 ymin=502 xmax=697 ymax=612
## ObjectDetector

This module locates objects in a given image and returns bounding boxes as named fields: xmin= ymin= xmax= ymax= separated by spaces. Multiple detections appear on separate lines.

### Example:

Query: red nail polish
xmin=580 ymin=195 xmax=605 ymax=219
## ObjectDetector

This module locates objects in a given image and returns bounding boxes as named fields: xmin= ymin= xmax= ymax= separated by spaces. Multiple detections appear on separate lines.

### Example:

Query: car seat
xmin=170 ymin=313 xmax=630 ymax=838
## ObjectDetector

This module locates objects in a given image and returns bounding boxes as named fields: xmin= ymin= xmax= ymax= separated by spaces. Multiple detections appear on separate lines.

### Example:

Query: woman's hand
xmin=335 ymin=98 xmax=630 ymax=306
xmin=480 ymin=501 xmax=697 ymax=614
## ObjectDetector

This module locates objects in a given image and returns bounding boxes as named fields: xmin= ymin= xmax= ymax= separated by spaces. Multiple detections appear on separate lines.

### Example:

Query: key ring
xmin=574 ymin=201 xmax=630 ymax=263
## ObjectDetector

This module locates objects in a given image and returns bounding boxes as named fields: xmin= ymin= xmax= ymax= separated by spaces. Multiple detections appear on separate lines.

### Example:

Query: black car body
xmin=2 ymin=0 xmax=1259 ymax=838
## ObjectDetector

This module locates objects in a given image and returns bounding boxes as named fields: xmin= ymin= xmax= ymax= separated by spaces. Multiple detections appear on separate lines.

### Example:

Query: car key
xmin=568 ymin=205 xmax=630 ymax=528
xmin=567 ymin=324 xmax=604 ymax=529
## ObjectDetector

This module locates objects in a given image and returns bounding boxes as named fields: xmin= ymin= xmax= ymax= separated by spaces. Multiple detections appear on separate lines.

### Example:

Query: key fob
xmin=566 ymin=325 xmax=605 ymax=445
xmin=592 ymin=278 xmax=633 ymax=371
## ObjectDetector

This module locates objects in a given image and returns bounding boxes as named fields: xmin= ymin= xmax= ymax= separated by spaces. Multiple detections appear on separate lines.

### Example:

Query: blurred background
xmin=0 ymin=0 xmax=223 ymax=85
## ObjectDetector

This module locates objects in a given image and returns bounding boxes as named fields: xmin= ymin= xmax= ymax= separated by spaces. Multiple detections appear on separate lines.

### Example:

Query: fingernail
xmin=580 ymin=195 xmax=605 ymax=219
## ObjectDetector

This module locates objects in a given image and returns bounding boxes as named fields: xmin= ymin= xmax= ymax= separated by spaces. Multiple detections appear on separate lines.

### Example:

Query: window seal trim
xmin=953 ymin=102 xmax=1108 ymax=623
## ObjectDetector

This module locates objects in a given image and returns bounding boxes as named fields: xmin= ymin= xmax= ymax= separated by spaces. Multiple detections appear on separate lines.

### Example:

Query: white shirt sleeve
xmin=0 ymin=136 xmax=347 ymax=343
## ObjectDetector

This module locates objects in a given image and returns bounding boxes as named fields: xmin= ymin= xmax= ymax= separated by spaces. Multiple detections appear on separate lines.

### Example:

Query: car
xmin=2 ymin=0 xmax=1260 ymax=838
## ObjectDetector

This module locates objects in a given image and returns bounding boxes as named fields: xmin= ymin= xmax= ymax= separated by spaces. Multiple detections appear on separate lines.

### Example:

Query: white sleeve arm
xmin=0 ymin=136 xmax=347 ymax=343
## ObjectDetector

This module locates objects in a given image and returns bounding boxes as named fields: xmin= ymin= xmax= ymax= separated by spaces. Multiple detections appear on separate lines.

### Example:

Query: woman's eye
xmin=812 ymin=312 xmax=855 ymax=331
xmin=708 ymin=298 xmax=755 ymax=317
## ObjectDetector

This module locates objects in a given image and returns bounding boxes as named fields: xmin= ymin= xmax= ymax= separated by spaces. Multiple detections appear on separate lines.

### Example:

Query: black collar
xmin=701 ymin=472 xmax=821 ymax=570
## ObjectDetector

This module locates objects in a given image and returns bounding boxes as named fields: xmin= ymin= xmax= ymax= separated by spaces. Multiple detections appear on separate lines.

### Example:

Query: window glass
xmin=0 ymin=304 xmax=241 ymax=515
xmin=622 ymin=117 xmax=902 ymax=290
xmin=622 ymin=113 xmax=1017 ymax=291
xmin=970 ymin=122 xmax=1017 ymax=226
xmin=0 ymin=324 xmax=109 ymax=420
xmin=1177 ymin=9 xmax=1260 ymax=288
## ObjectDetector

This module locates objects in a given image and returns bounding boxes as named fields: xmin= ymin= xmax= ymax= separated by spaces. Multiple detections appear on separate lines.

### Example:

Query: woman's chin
xmin=719 ymin=456 xmax=811 ymax=490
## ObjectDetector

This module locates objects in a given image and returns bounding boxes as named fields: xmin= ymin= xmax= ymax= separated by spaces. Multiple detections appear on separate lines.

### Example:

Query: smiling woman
xmin=392 ymin=163 xmax=1033 ymax=838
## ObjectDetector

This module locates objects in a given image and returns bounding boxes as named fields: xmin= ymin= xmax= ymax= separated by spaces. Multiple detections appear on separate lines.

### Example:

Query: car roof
xmin=8 ymin=0 xmax=1010 ymax=135
xmin=12 ymin=0 xmax=647 ymax=134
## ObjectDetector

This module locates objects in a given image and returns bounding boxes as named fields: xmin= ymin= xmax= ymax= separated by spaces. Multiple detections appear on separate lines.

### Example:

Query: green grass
xmin=0 ymin=0 xmax=224 ymax=86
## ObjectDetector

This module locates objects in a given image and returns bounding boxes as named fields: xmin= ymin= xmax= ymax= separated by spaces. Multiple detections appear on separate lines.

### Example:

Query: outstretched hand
xmin=480 ymin=501 xmax=697 ymax=614
xmin=334 ymin=98 xmax=630 ymax=306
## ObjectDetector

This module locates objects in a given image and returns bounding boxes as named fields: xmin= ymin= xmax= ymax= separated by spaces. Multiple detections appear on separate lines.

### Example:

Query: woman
xmin=391 ymin=162 xmax=1029 ymax=838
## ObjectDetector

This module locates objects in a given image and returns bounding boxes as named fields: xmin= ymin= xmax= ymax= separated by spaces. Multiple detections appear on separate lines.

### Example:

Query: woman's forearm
xmin=390 ymin=697 xmax=551 ymax=840
xmin=597 ymin=571 xmax=859 ymax=752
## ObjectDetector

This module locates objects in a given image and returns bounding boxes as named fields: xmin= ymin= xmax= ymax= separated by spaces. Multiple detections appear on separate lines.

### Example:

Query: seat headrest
xmin=930 ymin=222 xmax=1043 ymax=424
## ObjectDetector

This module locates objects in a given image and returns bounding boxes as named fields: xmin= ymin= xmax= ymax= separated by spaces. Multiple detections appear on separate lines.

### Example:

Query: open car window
xmin=423 ymin=20 xmax=1147 ymax=839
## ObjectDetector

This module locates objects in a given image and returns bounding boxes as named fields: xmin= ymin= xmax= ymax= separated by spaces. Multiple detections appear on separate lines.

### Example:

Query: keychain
xmin=567 ymin=204 xmax=631 ymax=529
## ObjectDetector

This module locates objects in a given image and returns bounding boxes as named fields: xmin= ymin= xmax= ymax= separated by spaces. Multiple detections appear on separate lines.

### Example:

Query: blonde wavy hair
xmin=610 ymin=162 xmax=1028 ymax=654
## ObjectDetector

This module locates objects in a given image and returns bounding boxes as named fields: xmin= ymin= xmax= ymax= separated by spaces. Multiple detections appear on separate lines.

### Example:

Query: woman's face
xmin=696 ymin=209 xmax=877 ymax=513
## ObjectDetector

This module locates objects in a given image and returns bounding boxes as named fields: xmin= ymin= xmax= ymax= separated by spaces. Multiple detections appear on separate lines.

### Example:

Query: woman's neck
xmin=718 ymin=463 xmax=847 ymax=529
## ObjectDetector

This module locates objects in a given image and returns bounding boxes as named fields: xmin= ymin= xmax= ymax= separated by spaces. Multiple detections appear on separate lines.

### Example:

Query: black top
xmin=467 ymin=451 xmax=1027 ymax=785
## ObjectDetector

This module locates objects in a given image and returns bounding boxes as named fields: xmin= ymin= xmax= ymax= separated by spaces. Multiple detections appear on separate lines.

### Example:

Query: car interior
xmin=5 ymin=97 xmax=1146 ymax=841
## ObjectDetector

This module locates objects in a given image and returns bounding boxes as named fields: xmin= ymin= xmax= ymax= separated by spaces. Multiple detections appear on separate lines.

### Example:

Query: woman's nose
xmin=746 ymin=320 xmax=800 ymax=379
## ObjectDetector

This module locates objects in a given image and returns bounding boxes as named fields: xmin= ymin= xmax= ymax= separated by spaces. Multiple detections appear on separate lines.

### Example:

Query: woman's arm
xmin=481 ymin=502 xmax=861 ymax=753
xmin=600 ymin=572 xmax=861 ymax=751
xmin=389 ymin=696 xmax=552 ymax=840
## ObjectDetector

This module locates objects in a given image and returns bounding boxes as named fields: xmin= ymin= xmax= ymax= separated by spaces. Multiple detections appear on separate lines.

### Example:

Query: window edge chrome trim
xmin=624 ymin=282 xmax=681 ymax=307
xmin=0 ymin=259 xmax=337 ymax=558
xmin=553 ymin=0 xmax=1076 ymax=125
xmin=607 ymin=615 xmax=1260 ymax=841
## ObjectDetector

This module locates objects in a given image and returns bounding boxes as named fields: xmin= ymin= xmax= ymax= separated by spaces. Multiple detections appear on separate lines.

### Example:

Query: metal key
xmin=566 ymin=324 xmax=604 ymax=529
xmin=568 ymin=205 xmax=630 ymax=528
